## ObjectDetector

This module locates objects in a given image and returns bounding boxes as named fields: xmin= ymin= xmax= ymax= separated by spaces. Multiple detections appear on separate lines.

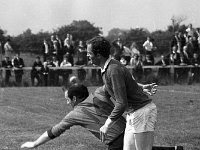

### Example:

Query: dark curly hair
xmin=86 ymin=36 xmax=111 ymax=59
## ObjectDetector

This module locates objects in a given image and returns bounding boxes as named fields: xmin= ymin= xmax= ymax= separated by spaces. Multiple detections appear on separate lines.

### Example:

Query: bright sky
xmin=0 ymin=0 xmax=200 ymax=36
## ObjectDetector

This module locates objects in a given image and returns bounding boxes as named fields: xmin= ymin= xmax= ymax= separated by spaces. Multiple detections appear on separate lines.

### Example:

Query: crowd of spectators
xmin=1 ymin=24 xmax=200 ymax=86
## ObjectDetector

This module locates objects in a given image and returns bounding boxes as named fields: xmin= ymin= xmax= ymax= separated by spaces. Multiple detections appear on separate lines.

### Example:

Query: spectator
xmin=143 ymin=36 xmax=153 ymax=55
xmin=189 ymin=53 xmax=200 ymax=84
xmin=42 ymin=39 xmax=51 ymax=62
xmin=52 ymin=55 xmax=59 ymax=67
xmin=4 ymin=39 xmax=13 ymax=58
xmin=112 ymin=38 xmax=124 ymax=61
xmin=120 ymin=55 xmax=128 ymax=66
xmin=130 ymin=41 xmax=140 ymax=57
xmin=55 ymin=35 xmax=63 ymax=64
xmin=156 ymin=55 xmax=170 ymax=85
xmin=50 ymin=35 xmax=61 ymax=61
xmin=192 ymin=36 xmax=199 ymax=54
xmin=60 ymin=55 xmax=72 ymax=87
xmin=143 ymin=54 xmax=154 ymax=83
xmin=2 ymin=56 xmax=12 ymax=86
xmin=41 ymin=62 xmax=50 ymax=86
xmin=130 ymin=54 xmax=143 ymax=82
xmin=170 ymin=46 xmax=180 ymax=65
xmin=171 ymin=31 xmax=186 ymax=54
xmin=12 ymin=52 xmax=25 ymax=86
xmin=186 ymin=24 xmax=196 ymax=38
xmin=76 ymin=40 xmax=87 ymax=65
xmin=60 ymin=55 xmax=72 ymax=67
xmin=31 ymin=56 xmax=43 ymax=86
xmin=63 ymin=37 xmax=75 ymax=66
xmin=186 ymin=36 xmax=195 ymax=60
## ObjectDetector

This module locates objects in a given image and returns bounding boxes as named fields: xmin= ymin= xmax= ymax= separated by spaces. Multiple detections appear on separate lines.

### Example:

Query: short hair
xmin=67 ymin=83 xmax=89 ymax=102
xmin=36 ymin=56 xmax=40 ymax=59
xmin=86 ymin=36 xmax=111 ymax=59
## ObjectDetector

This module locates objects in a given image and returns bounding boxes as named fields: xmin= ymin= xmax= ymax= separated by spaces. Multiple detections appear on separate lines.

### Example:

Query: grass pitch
xmin=0 ymin=85 xmax=200 ymax=150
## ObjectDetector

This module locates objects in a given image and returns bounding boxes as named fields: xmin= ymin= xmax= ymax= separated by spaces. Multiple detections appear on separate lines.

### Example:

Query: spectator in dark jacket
xmin=12 ymin=52 xmax=25 ymax=86
xmin=31 ymin=56 xmax=43 ymax=86
xmin=2 ymin=56 xmax=12 ymax=86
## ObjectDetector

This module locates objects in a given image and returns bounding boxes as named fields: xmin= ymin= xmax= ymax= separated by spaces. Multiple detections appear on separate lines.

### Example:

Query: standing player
xmin=86 ymin=36 xmax=157 ymax=150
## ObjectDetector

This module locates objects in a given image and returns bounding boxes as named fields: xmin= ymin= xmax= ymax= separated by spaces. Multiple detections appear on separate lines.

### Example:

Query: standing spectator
xmin=186 ymin=24 xmax=196 ymax=38
xmin=130 ymin=42 xmax=140 ymax=57
xmin=186 ymin=36 xmax=195 ymax=60
xmin=51 ymin=35 xmax=61 ymax=61
xmin=189 ymin=53 xmax=200 ymax=84
xmin=76 ymin=40 xmax=87 ymax=65
xmin=12 ymin=52 xmax=25 ymax=86
xmin=112 ymin=38 xmax=124 ymax=61
xmin=4 ymin=39 xmax=13 ymax=58
xmin=171 ymin=31 xmax=186 ymax=54
xmin=55 ymin=35 xmax=63 ymax=64
xmin=143 ymin=36 xmax=153 ymax=56
xmin=2 ymin=56 xmax=12 ymax=86
xmin=42 ymin=39 xmax=50 ymax=62
xmin=63 ymin=37 xmax=75 ymax=66
xmin=31 ymin=56 xmax=43 ymax=86
xmin=52 ymin=55 xmax=59 ymax=86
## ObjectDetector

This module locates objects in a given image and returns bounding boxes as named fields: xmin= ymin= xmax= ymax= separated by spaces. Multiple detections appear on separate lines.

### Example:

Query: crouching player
xmin=21 ymin=82 xmax=157 ymax=150
xmin=21 ymin=84 xmax=126 ymax=150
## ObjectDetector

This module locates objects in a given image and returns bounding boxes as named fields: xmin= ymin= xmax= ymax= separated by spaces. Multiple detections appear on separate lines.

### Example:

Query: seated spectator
xmin=12 ymin=52 xmax=25 ymax=86
xmin=170 ymin=46 xmax=181 ymax=65
xmin=143 ymin=54 xmax=154 ymax=83
xmin=60 ymin=55 xmax=72 ymax=86
xmin=156 ymin=55 xmax=170 ymax=85
xmin=44 ymin=57 xmax=56 ymax=86
xmin=52 ymin=55 xmax=59 ymax=67
xmin=130 ymin=54 xmax=143 ymax=82
xmin=2 ymin=56 xmax=12 ymax=86
xmin=41 ymin=62 xmax=50 ymax=86
xmin=60 ymin=55 xmax=72 ymax=67
xmin=189 ymin=53 xmax=200 ymax=84
xmin=31 ymin=56 xmax=43 ymax=86
xmin=120 ymin=55 xmax=128 ymax=66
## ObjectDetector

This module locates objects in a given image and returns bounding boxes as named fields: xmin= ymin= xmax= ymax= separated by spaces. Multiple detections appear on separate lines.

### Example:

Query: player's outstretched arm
xmin=21 ymin=131 xmax=51 ymax=149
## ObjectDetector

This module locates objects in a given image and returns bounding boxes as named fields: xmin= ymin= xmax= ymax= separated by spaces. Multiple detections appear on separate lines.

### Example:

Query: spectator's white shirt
xmin=60 ymin=61 xmax=72 ymax=67
xmin=186 ymin=28 xmax=195 ymax=37
xmin=143 ymin=40 xmax=153 ymax=51
xmin=122 ymin=46 xmax=132 ymax=56
xmin=53 ymin=61 xmax=59 ymax=67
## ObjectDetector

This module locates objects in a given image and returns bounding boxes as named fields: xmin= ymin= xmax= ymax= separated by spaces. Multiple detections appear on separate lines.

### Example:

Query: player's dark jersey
xmin=48 ymin=87 xmax=126 ymax=145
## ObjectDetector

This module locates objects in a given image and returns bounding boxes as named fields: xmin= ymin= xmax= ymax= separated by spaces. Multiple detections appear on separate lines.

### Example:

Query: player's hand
xmin=100 ymin=124 xmax=109 ymax=142
xmin=143 ymin=83 xmax=158 ymax=96
xmin=21 ymin=141 xmax=35 ymax=148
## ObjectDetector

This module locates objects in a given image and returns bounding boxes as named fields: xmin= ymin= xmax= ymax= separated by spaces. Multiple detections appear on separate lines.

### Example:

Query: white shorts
xmin=125 ymin=102 xmax=157 ymax=133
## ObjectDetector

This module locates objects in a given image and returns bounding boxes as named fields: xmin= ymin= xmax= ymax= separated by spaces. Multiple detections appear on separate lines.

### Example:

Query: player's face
xmin=87 ymin=44 xmax=100 ymax=66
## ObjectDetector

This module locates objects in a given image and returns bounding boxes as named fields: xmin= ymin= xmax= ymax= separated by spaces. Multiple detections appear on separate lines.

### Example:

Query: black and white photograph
xmin=0 ymin=0 xmax=200 ymax=149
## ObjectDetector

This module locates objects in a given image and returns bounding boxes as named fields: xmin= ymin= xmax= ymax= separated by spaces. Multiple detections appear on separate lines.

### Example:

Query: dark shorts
xmin=108 ymin=132 xmax=124 ymax=150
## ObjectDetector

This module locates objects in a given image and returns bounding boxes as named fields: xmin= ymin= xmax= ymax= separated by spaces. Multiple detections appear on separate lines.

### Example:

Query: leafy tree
xmin=55 ymin=20 xmax=102 ymax=42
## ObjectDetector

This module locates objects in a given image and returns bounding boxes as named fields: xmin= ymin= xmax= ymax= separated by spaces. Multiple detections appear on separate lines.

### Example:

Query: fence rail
xmin=0 ymin=65 xmax=199 ymax=87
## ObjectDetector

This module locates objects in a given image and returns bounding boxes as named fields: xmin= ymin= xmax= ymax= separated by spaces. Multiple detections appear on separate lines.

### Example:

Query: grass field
xmin=0 ymin=85 xmax=200 ymax=150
